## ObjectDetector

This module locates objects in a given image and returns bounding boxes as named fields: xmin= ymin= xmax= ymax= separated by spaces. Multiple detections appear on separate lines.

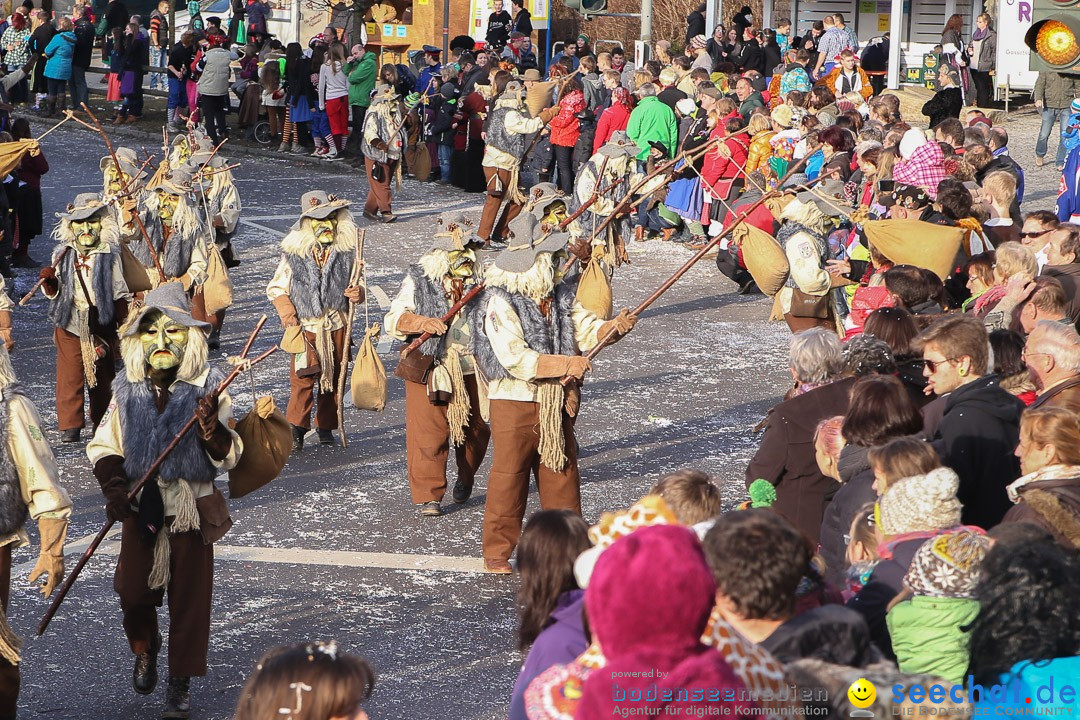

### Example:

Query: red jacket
xmin=549 ymin=89 xmax=585 ymax=148
xmin=593 ymin=102 xmax=631 ymax=153
xmin=701 ymin=129 xmax=750 ymax=200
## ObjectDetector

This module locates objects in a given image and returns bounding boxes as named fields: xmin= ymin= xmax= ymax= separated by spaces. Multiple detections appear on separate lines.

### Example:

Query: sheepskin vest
xmin=284 ymin=246 xmax=352 ymax=321
xmin=469 ymin=279 xmax=578 ymax=381
xmin=137 ymin=221 xmax=197 ymax=280
xmin=48 ymin=244 xmax=117 ymax=330
xmin=112 ymin=368 xmax=225 ymax=486
xmin=0 ymin=386 xmax=28 ymax=536
xmin=777 ymin=221 xmax=827 ymax=291
xmin=486 ymin=105 xmax=526 ymax=158
xmin=406 ymin=264 xmax=451 ymax=358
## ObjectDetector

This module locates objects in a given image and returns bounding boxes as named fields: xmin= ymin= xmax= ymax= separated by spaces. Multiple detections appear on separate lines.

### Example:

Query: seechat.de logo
xmin=849 ymin=678 xmax=877 ymax=718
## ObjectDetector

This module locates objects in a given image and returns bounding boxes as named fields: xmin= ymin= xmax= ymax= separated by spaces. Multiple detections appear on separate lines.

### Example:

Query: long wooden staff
xmin=37 ymin=316 xmax=277 ymax=636
xmin=19 ymin=152 xmax=158 ymax=306
xmin=560 ymin=155 xmax=818 ymax=387
xmin=335 ymin=229 xmax=366 ymax=448
xmin=68 ymin=104 xmax=166 ymax=279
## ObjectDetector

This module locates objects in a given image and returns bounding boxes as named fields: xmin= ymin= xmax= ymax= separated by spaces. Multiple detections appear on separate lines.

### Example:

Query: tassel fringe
xmin=537 ymin=381 xmax=567 ymax=472
xmin=147 ymin=479 xmax=202 ymax=591
xmin=444 ymin=347 xmax=470 ymax=447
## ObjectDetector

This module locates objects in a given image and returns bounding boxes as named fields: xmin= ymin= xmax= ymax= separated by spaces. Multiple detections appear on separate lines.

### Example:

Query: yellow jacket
xmin=746 ymin=130 xmax=776 ymax=175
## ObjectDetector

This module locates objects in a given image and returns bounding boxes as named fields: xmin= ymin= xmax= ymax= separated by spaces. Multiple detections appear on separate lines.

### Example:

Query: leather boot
xmin=452 ymin=476 xmax=474 ymax=504
xmin=162 ymin=676 xmax=191 ymax=719
xmin=634 ymin=225 xmax=645 ymax=242
xmin=317 ymin=428 xmax=335 ymax=445
xmin=132 ymin=632 xmax=161 ymax=695
xmin=291 ymin=425 xmax=305 ymax=453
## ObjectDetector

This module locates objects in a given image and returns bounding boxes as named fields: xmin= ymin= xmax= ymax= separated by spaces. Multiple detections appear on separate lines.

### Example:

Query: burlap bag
xmin=576 ymin=256 xmax=613 ymax=320
xmin=351 ymin=324 xmax=386 ymax=412
xmin=737 ymin=224 xmax=789 ymax=296
xmin=120 ymin=241 xmax=153 ymax=292
xmin=526 ymin=81 xmax=556 ymax=118
xmin=203 ymin=243 xmax=234 ymax=315
xmin=228 ymin=396 xmax=291 ymax=499
xmin=863 ymin=219 xmax=965 ymax=281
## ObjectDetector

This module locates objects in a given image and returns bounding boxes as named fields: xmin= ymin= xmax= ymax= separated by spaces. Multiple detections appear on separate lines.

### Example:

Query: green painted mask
xmin=540 ymin=202 xmax=567 ymax=228
xmin=105 ymin=166 xmax=131 ymax=196
xmin=447 ymin=248 xmax=477 ymax=278
xmin=552 ymin=249 xmax=570 ymax=283
xmin=311 ymin=217 xmax=337 ymax=245
xmin=140 ymin=311 xmax=190 ymax=370
xmin=71 ymin=216 xmax=104 ymax=248
xmin=157 ymin=190 xmax=180 ymax=226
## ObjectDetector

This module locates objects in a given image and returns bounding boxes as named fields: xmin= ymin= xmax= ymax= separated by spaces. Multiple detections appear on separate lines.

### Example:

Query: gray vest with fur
xmin=469 ymin=280 xmax=578 ymax=380
xmin=136 ymin=221 xmax=197 ymax=280
xmin=777 ymin=221 xmax=827 ymax=291
xmin=284 ymin=248 xmax=352 ymax=321
xmin=406 ymin=264 xmax=451 ymax=358
xmin=0 ymin=386 xmax=28 ymax=536
xmin=48 ymin=243 xmax=117 ymax=330
xmin=112 ymin=368 xmax=224 ymax=486
xmin=487 ymin=105 xmax=526 ymax=158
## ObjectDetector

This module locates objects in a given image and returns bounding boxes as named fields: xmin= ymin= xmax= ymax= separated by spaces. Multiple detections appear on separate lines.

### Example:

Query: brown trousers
xmin=404 ymin=375 xmax=490 ymax=504
xmin=114 ymin=517 xmax=214 ymax=677
xmin=54 ymin=326 xmax=116 ymax=431
xmin=286 ymin=326 xmax=345 ymax=430
xmin=364 ymin=158 xmax=393 ymax=214
xmin=478 ymin=166 xmax=522 ymax=241
xmin=0 ymin=545 xmax=17 ymax=718
xmin=481 ymin=399 xmax=581 ymax=562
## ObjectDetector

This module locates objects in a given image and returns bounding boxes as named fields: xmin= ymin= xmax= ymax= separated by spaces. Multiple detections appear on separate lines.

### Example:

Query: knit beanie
xmin=904 ymin=529 xmax=990 ymax=598
xmin=879 ymin=467 xmax=963 ymax=536
xmin=899 ymin=127 xmax=928 ymax=160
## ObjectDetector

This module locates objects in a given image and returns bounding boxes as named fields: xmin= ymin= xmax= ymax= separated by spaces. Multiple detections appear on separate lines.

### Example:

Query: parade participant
xmin=570 ymin=131 xmax=641 ymax=258
xmin=385 ymin=211 xmax=490 ymax=516
xmin=360 ymin=84 xmax=404 ymax=223
xmin=87 ymin=282 xmax=241 ymax=720
xmin=469 ymin=213 xmax=637 ymax=573
xmin=141 ymin=167 xmax=210 ymax=302
xmin=187 ymin=149 xmax=240 ymax=268
xmin=0 ymin=338 xmax=71 ymax=720
xmin=39 ymin=194 xmax=130 ymax=443
xmin=267 ymin=192 xmax=365 ymax=452
xmin=101 ymin=147 xmax=153 ymax=251
xmin=479 ymin=80 xmax=558 ymax=245
xmin=522 ymin=182 xmax=568 ymax=226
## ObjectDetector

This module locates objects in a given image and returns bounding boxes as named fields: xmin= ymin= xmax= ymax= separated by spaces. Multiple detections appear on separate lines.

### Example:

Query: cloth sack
xmin=526 ymin=81 xmax=556 ymax=118
xmin=227 ymin=396 xmax=291 ymax=499
xmin=351 ymin=324 xmax=387 ymax=412
xmin=408 ymin=144 xmax=431 ymax=181
xmin=120 ymin=241 xmax=153 ymax=292
xmin=737 ymin=223 xmax=789 ymax=296
xmin=576 ymin=255 xmax=612 ymax=320
xmin=863 ymin=219 xmax=965 ymax=281
xmin=120 ymin=70 xmax=137 ymax=96
xmin=203 ymin=243 xmax=234 ymax=315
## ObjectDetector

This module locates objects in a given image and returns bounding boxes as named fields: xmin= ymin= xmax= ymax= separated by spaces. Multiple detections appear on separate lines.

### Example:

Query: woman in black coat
xmin=28 ymin=12 xmax=55 ymax=100
xmin=922 ymin=65 xmax=964 ymax=128
xmin=685 ymin=3 xmax=706 ymax=45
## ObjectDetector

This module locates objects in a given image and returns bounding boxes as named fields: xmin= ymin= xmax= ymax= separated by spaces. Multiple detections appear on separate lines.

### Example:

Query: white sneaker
xmin=324 ymin=149 xmax=341 ymax=161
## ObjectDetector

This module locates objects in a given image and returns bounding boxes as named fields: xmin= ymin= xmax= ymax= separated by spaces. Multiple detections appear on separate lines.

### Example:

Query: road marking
xmin=15 ymin=531 xmax=488 ymax=575
xmin=237 ymin=219 xmax=287 ymax=237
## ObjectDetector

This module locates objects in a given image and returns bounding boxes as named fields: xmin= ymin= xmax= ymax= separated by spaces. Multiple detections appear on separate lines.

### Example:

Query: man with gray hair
xmin=1027 ymin=321 xmax=1080 ymax=413
xmin=746 ymin=328 xmax=856 ymax=542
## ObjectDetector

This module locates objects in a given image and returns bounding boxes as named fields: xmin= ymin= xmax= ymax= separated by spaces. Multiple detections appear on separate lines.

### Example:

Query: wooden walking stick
xmin=335 ymin=229 xmax=366 ymax=448
xmin=37 ymin=316 xmax=277 ymax=636
xmin=560 ymin=155 xmax=819 ymax=387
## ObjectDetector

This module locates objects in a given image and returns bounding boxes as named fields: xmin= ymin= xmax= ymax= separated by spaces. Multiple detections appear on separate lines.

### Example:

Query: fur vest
xmin=487 ymin=104 xmax=527 ymax=158
xmin=112 ymin=368 xmax=224 ymax=486
xmin=0 ymin=386 xmax=28 ymax=536
xmin=48 ymin=243 xmax=117 ymax=330
xmin=136 ymin=221 xmax=198 ymax=279
xmin=285 ymin=247 xmax=352 ymax=321
xmin=469 ymin=280 xmax=578 ymax=381
xmin=777 ymin=220 xmax=827 ymax=291
xmin=406 ymin=264 xmax=451 ymax=358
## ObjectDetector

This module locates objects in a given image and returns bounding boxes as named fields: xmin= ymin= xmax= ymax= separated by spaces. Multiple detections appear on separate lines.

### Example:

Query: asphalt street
xmin=3 ymin=108 xmax=1062 ymax=720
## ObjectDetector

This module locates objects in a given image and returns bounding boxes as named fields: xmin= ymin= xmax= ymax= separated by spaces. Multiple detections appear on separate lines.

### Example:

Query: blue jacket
xmin=44 ymin=31 xmax=76 ymax=81
xmin=1058 ymin=145 xmax=1080 ymax=222
xmin=418 ymin=63 xmax=441 ymax=96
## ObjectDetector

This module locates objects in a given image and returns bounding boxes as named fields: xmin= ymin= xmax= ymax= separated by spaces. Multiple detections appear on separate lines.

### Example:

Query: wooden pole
xmin=336 ymin=230 xmax=366 ymax=448
xmin=36 ymin=317 xmax=275 ymax=637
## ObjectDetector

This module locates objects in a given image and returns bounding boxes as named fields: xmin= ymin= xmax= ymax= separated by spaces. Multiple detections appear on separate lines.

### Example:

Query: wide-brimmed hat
xmin=525 ymin=182 xmax=566 ymax=220
xmin=59 ymin=193 xmax=108 ymax=221
xmin=298 ymin=190 xmax=351 ymax=220
xmin=122 ymin=281 xmax=211 ymax=337
xmin=372 ymin=83 xmax=397 ymax=102
xmin=522 ymin=68 xmax=542 ymax=81
xmin=493 ymin=213 xmax=569 ymax=273
xmin=597 ymin=130 xmax=639 ymax=159
xmin=100 ymin=147 xmax=147 ymax=180
xmin=796 ymin=178 xmax=851 ymax=217
xmin=147 ymin=166 xmax=194 ymax=195
xmin=431 ymin=211 xmax=483 ymax=251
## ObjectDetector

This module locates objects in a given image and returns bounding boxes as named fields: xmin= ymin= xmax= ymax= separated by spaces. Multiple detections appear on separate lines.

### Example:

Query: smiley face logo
xmin=848 ymin=678 xmax=876 ymax=709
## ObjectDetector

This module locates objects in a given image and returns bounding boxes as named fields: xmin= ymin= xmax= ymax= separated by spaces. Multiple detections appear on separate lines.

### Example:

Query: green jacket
xmin=346 ymin=52 xmax=378 ymax=108
xmin=626 ymin=96 xmax=678 ymax=161
xmin=886 ymin=596 xmax=979 ymax=685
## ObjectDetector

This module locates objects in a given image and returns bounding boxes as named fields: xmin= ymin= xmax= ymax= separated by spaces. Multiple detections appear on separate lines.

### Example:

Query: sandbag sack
xmin=203 ymin=243 xmax=234 ymax=315
xmin=576 ymin=255 xmax=613 ymax=320
xmin=863 ymin=219 xmax=965 ymax=281
xmin=228 ymin=395 xmax=291 ymax=499
xmin=738 ymin=224 xmax=789 ymax=296
xmin=352 ymin=324 xmax=387 ymax=412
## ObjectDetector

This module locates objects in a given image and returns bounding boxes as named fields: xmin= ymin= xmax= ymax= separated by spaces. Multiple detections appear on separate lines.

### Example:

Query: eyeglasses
xmin=1019 ymin=229 xmax=1052 ymax=239
xmin=924 ymin=356 xmax=961 ymax=372
xmin=1022 ymin=348 xmax=1051 ymax=361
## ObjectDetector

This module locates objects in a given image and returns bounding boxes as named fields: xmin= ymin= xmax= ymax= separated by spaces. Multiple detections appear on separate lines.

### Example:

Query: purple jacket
xmin=508 ymin=589 xmax=587 ymax=720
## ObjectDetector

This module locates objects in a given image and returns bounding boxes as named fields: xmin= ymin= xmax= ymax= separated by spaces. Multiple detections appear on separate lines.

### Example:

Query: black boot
xmin=317 ymin=428 xmax=334 ymax=445
xmin=133 ymin=632 xmax=161 ymax=695
xmin=162 ymin=675 xmax=191 ymax=719
xmin=208 ymin=328 xmax=221 ymax=350
xmin=291 ymin=425 xmax=305 ymax=453
xmin=452 ymin=476 xmax=474 ymax=504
